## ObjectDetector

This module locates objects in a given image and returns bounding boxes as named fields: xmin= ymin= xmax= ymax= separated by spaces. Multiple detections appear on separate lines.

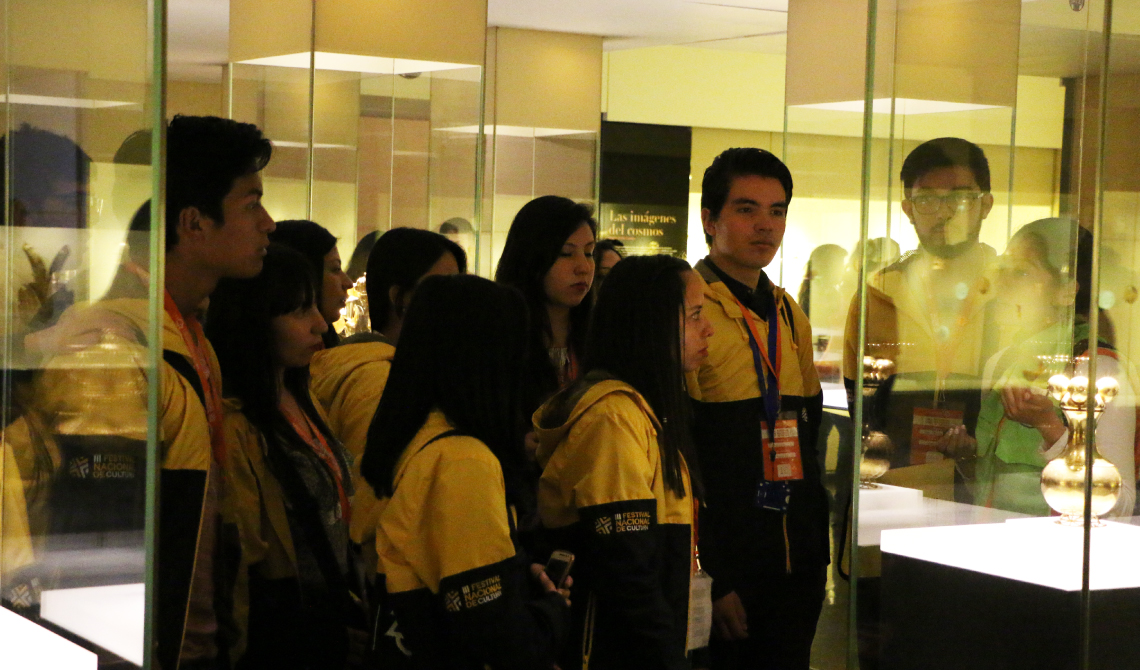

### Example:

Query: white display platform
xmin=881 ymin=517 xmax=1140 ymax=591
xmin=40 ymin=582 xmax=145 ymax=665
xmin=0 ymin=606 xmax=97 ymax=669
xmin=857 ymin=485 xmax=1026 ymax=546
xmin=820 ymin=381 xmax=847 ymax=410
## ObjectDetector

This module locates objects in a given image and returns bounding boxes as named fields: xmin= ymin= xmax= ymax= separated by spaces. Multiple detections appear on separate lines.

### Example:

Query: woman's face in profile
xmin=271 ymin=302 xmax=329 ymax=369
xmin=321 ymin=247 xmax=353 ymax=324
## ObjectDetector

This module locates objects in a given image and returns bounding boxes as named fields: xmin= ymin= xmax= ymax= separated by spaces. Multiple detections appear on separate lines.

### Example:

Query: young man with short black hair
xmin=11 ymin=115 xmax=273 ymax=670
xmin=690 ymin=147 xmax=829 ymax=670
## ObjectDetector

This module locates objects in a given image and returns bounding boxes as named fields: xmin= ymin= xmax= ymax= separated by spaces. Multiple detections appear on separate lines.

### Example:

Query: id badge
xmin=686 ymin=570 xmax=713 ymax=651
xmin=761 ymin=417 xmax=804 ymax=482
xmin=755 ymin=480 xmax=789 ymax=512
xmin=910 ymin=407 xmax=964 ymax=464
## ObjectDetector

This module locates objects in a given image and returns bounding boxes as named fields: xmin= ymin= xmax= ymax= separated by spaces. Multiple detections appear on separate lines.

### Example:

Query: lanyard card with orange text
xmin=761 ymin=416 xmax=804 ymax=482
xmin=910 ymin=407 xmax=963 ymax=465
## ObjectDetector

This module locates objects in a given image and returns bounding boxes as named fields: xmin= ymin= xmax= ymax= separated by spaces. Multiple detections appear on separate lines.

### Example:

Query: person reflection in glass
xmin=842 ymin=137 xmax=996 ymax=479
xmin=943 ymin=219 xmax=1135 ymax=516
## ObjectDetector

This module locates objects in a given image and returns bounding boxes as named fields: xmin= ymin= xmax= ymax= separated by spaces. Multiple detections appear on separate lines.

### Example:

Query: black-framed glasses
xmin=907 ymin=191 xmax=985 ymax=215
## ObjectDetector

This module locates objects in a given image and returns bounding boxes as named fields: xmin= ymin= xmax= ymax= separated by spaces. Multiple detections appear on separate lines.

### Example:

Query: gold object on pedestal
xmin=340 ymin=275 xmax=371 ymax=337
xmin=1040 ymin=374 xmax=1123 ymax=526
xmin=860 ymin=356 xmax=896 ymax=489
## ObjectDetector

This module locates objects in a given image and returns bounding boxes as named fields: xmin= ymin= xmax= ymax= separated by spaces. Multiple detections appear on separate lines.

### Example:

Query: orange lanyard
xmin=691 ymin=494 xmax=701 ymax=574
xmin=732 ymin=296 xmax=782 ymax=386
xmin=165 ymin=290 xmax=226 ymax=464
xmin=283 ymin=405 xmax=351 ymax=526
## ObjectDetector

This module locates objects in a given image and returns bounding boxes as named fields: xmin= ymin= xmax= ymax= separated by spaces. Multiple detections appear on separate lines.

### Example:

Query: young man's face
xmin=702 ymin=174 xmax=788 ymax=273
xmin=901 ymin=165 xmax=993 ymax=257
xmin=200 ymin=171 xmax=275 ymax=278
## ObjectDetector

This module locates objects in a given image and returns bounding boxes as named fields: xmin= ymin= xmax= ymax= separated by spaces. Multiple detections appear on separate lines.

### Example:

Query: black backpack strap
xmin=417 ymin=429 xmax=461 ymax=455
xmin=781 ymin=294 xmax=797 ymax=343
xmin=163 ymin=349 xmax=207 ymax=408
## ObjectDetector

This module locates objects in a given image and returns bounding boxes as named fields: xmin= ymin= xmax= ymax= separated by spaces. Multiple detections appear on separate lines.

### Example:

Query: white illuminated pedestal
xmin=857 ymin=485 xmax=1026 ymax=546
xmin=881 ymin=517 xmax=1140 ymax=591
xmin=40 ymin=582 xmax=145 ymax=665
xmin=0 ymin=606 xmax=96 ymax=669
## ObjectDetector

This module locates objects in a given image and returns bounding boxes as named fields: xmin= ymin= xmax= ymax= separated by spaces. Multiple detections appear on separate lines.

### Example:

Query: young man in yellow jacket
xmin=7 ymin=116 xmax=274 ymax=670
xmin=690 ymin=148 xmax=829 ymax=670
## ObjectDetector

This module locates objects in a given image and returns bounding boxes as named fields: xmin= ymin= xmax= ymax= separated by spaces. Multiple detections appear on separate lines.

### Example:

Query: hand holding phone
xmin=544 ymin=550 xmax=575 ymax=589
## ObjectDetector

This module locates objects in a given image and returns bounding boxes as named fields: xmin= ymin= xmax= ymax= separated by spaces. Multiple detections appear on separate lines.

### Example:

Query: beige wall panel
xmin=314 ymin=72 xmax=361 ymax=147
xmin=690 ymin=128 xmax=776 ymax=186
xmin=230 ymin=0 xmax=312 ymax=62
xmin=606 ymin=47 xmax=784 ymax=132
xmin=786 ymin=0 xmax=894 ymax=106
xmin=894 ymin=0 xmax=1021 ymax=107
xmin=10 ymin=0 xmax=147 ymax=82
xmin=168 ymin=81 xmax=224 ymax=118
xmin=494 ymin=28 xmax=602 ymax=131
xmin=316 ymin=0 xmax=487 ymax=65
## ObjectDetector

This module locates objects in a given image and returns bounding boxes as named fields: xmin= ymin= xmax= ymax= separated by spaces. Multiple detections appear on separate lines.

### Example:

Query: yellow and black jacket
xmin=689 ymin=260 xmax=828 ymax=594
xmin=7 ymin=298 xmax=234 ymax=668
xmin=310 ymin=332 xmax=395 ymax=572
xmin=840 ymin=247 xmax=994 ymax=465
xmin=221 ymin=398 xmax=359 ymax=669
xmin=377 ymin=409 xmax=568 ymax=669
xmin=535 ymin=376 xmax=694 ymax=670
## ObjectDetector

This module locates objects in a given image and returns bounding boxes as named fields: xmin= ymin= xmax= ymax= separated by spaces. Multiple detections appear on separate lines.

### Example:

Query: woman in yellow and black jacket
xmin=310 ymin=227 xmax=465 ymax=579
xmin=361 ymin=274 xmax=569 ymax=670
xmin=534 ymin=255 xmax=714 ymax=670
xmin=207 ymin=245 xmax=366 ymax=668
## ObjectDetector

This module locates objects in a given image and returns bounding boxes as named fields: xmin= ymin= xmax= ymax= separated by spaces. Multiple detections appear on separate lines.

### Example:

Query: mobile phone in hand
xmin=544 ymin=549 xmax=575 ymax=588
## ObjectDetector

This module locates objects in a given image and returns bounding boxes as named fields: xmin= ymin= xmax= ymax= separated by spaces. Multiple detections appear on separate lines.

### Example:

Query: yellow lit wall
xmin=604 ymin=47 xmax=785 ymax=132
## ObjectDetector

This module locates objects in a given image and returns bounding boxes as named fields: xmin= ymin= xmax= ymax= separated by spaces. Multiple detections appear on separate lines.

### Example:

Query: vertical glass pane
xmin=1 ymin=0 xmax=158 ymax=665
xmin=231 ymin=61 xmax=313 ymax=223
xmin=825 ymin=0 xmax=1131 ymax=667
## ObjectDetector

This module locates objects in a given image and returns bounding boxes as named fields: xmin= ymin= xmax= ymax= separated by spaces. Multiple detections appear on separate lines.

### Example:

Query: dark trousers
xmin=709 ymin=567 xmax=827 ymax=670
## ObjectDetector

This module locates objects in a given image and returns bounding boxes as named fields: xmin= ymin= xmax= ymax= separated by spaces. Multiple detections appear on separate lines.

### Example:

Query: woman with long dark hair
xmin=206 ymin=244 xmax=364 ymax=668
xmin=361 ymin=274 xmax=569 ymax=669
xmin=310 ymin=227 xmax=465 ymax=577
xmin=495 ymin=196 xmax=597 ymax=420
xmin=270 ymin=219 xmax=354 ymax=348
xmin=534 ymin=255 xmax=714 ymax=670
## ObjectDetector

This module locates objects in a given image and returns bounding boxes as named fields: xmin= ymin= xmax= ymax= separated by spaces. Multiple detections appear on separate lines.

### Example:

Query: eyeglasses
xmin=907 ymin=191 xmax=985 ymax=215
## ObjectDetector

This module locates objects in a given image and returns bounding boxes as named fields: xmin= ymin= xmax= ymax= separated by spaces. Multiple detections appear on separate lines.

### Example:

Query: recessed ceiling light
xmin=792 ymin=98 xmax=1003 ymax=115
xmin=0 ymin=94 xmax=136 ymax=109
xmin=238 ymin=52 xmax=474 ymax=75
xmin=441 ymin=125 xmax=595 ymax=137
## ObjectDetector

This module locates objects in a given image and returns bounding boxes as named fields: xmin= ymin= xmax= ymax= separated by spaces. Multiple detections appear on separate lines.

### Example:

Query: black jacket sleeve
xmin=577 ymin=499 xmax=688 ymax=670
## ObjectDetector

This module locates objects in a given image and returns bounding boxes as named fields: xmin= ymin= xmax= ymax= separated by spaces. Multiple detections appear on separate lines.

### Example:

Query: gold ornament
xmin=1040 ymin=375 xmax=1123 ymax=526
xmin=859 ymin=356 xmax=896 ymax=488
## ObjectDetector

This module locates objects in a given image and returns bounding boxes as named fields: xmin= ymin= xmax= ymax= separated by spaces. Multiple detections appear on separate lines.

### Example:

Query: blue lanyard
xmin=734 ymin=295 xmax=781 ymax=441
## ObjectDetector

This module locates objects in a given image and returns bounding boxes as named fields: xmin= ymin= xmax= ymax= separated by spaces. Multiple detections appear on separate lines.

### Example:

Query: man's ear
xmin=701 ymin=208 xmax=716 ymax=240
xmin=176 ymin=206 xmax=207 ymax=243
xmin=979 ymin=192 xmax=995 ymax=220
xmin=901 ymin=198 xmax=915 ymax=224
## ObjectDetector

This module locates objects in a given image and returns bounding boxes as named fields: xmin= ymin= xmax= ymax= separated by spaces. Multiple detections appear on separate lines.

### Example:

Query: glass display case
xmin=2 ymin=0 xmax=1139 ymax=667
xmin=0 ymin=0 xmax=161 ymax=666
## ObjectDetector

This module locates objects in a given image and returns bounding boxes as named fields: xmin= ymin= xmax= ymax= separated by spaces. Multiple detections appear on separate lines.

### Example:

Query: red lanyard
xmin=165 ymin=290 xmax=226 ymax=464
xmin=283 ymin=405 xmax=351 ymax=526
xmin=692 ymin=494 xmax=701 ymax=574
xmin=732 ymin=296 xmax=782 ymax=386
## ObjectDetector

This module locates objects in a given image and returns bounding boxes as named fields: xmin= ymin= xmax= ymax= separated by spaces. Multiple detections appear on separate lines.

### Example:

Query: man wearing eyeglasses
xmin=842 ymin=137 xmax=996 ymax=479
